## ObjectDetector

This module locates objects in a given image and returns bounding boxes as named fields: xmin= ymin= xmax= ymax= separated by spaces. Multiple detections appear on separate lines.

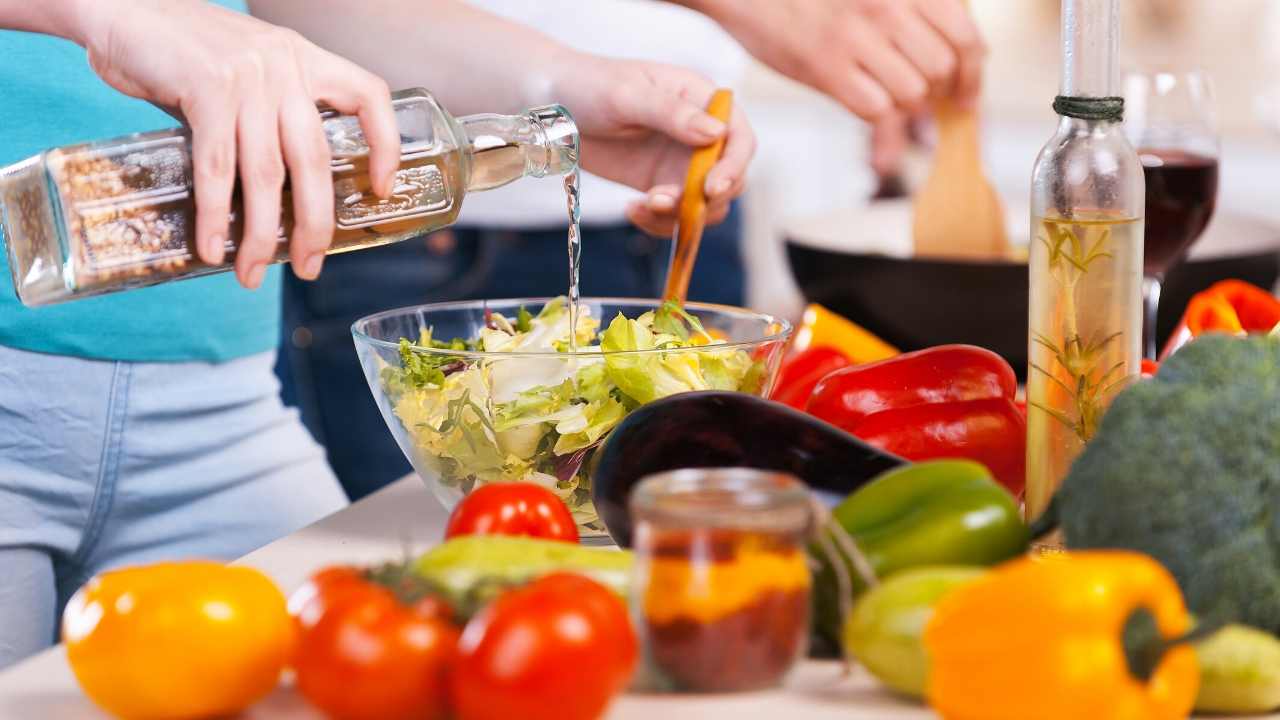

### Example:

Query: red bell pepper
xmin=770 ymin=346 xmax=853 ymax=410
xmin=1160 ymin=280 xmax=1280 ymax=360
xmin=806 ymin=345 xmax=1025 ymax=496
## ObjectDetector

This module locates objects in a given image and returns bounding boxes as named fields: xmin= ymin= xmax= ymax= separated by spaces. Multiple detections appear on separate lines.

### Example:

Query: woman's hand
xmin=68 ymin=0 xmax=401 ymax=288
xmin=549 ymin=55 xmax=755 ymax=237
xmin=689 ymin=0 xmax=986 ymax=121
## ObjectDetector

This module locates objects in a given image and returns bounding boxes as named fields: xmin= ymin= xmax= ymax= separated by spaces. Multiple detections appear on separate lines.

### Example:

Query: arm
xmin=672 ymin=0 xmax=986 ymax=119
xmin=249 ymin=0 xmax=756 ymax=235
xmin=0 ymin=0 xmax=401 ymax=287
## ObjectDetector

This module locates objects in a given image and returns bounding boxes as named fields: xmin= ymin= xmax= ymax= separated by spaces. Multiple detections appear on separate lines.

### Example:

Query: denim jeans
xmin=277 ymin=204 xmax=744 ymax=500
xmin=0 ymin=347 xmax=346 ymax=669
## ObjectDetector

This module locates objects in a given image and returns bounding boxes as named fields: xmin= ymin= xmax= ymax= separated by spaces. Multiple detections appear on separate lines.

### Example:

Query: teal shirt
xmin=0 ymin=0 xmax=282 ymax=363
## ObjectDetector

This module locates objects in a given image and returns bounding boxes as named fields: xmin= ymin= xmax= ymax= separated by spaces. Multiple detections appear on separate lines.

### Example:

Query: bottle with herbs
xmin=0 ymin=89 xmax=577 ymax=306
xmin=629 ymin=468 xmax=812 ymax=693
xmin=1026 ymin=0 xmax=1144 ymax=521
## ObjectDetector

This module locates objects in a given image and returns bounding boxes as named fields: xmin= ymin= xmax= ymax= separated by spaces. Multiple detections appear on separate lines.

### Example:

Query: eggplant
xmin=590 ymin=391 xmax=906 ymax=546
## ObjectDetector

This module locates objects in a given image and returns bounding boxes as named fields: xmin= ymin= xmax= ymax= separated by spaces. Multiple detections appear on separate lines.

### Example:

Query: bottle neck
xmin=1060 ymin=0 xmax=1120 ymax=98
xmin=461 ymin=105 xmax=579 ymax=192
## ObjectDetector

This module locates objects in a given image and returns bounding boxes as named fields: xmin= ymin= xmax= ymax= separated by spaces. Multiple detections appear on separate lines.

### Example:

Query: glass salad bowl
xmin=352 ymin=297 xmax=792 ymax=539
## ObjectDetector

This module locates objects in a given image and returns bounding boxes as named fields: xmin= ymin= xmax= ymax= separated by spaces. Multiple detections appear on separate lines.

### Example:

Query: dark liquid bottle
xmin=1139 ymin=148 xmax=1219 ymax=276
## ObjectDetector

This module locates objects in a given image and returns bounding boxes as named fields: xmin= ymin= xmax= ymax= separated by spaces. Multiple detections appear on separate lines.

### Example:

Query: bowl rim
xmin=351 ymin=296 xmax=793 ymax=358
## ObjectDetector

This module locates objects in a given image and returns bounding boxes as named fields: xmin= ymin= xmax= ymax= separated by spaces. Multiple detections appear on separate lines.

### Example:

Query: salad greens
xmin=380 ymin=298 xmax=765 ymax=532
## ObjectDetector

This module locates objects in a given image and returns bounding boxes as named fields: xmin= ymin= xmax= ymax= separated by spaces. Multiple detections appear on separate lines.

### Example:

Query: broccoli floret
xmin=1051 ymin=334 xmax=1280 ymax=633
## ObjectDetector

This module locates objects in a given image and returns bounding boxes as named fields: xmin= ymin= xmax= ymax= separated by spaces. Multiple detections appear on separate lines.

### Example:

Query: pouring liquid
xmin=564 ymin=168 xmax=582 ymax=353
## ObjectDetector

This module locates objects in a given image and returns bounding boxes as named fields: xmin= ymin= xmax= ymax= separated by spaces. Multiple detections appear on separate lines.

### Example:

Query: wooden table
xmin=0 ymin=476 xmax=1265 ymax=719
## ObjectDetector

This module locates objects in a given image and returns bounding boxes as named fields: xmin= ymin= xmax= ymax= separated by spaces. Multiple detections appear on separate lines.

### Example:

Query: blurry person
xmin=0 ymin=0 xmax=750 ymax=668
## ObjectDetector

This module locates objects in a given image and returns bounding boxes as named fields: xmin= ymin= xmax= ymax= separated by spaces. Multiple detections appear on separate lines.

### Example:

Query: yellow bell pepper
xmin=923 ymin=551 xmax=1199 ymax=720
xmin=791 ymin=304 xmax=898 ymax=364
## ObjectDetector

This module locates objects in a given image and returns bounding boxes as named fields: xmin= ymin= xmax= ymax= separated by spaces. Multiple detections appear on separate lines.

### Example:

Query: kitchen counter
xmin=0 ymin=476 xmax=1268 ymax=719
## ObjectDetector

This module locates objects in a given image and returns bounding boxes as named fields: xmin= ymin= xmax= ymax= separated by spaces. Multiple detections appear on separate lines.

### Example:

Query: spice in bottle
xmin=630 ymin=468 xmax=812 ymax=693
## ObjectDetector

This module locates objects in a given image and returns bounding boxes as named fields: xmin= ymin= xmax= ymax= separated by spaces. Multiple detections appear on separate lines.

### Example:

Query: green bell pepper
xmin=811 ymin=459 xmax=1029 ymax=645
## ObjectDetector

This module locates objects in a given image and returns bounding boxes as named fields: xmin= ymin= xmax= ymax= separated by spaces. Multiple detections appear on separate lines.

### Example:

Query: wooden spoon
xmin=911 ymin=100 xmax=1009 ymax=259
xmin=663 ymin=88 xmax=734 ymax=305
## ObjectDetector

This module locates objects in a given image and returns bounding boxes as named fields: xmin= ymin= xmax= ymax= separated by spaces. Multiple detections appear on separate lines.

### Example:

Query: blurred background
xmin=453 ymin=0 xmax=1280 ymax=318
xmin=739 ymin=0 xmax=1280 ymax=318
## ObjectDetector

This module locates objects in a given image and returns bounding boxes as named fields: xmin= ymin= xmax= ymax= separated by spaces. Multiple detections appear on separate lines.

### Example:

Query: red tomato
xmin=291 ymin=569 xmax=458 ymax=720
xmin=445 ymin=483 xmax=578 ymax=543
xmin=450 ymin=573 xmax=637 ymax=720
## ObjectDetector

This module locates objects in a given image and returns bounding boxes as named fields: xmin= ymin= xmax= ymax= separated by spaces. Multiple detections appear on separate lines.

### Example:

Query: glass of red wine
xmin=1124 ymin=70 xmax=1221 ymax=358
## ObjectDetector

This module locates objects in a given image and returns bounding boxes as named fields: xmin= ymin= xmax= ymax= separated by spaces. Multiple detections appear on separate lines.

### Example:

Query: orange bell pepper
xmin=924 ymin=551 xmax=1198 ymax=720
xmin=1160 ymin=280 xmax=1280 ymax=360
xmin=791 ymin=304 xmax=899 ymax=364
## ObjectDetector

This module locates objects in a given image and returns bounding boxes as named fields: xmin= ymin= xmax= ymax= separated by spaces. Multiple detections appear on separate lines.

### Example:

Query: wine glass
xmin=1124 ymin=70 xmax=1220 ymax=358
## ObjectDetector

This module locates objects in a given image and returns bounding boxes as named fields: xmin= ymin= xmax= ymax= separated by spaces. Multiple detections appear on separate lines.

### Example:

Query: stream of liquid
xmin=564 ymin=169 xmax=582 ymax=353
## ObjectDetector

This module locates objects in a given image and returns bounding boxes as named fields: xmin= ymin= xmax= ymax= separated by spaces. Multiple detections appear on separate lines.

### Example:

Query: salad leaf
xmin=493 ymin=379 xmax=580 ymax=431
xmin=699 ymin=346 xmax=757 ymax=391
xmin=652 ymin=299 xmax=712 ymax=343
xmin=554 ymin=397 xmax=627 ymax=454
xmin=600 ymin=312 xmax=709 ymax=404
xmin=515 ymin=306 xmax=534 ymax=333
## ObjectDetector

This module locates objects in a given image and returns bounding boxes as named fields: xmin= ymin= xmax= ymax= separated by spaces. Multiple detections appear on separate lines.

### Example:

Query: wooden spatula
xmin=663 ymin=89 xmax=734 ymax=305
xmin=911 ymin=100 xmax=1009 ymax=259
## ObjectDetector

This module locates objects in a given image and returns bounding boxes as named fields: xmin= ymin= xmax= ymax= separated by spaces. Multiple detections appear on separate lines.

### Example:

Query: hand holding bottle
xmin=9 ymin=0 xmax=402 ymax=288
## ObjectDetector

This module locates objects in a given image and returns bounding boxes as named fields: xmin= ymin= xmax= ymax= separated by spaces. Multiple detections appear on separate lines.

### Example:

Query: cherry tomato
xmin=292 ymin=570 xmax=458 ymax=720
xmin=288 ymin=565 xmax=366 ymax=633
xmin=450 ymin=573 xmax=637 ymax=720
xmin=63 ymin=561 xmax=292 ymax=720
xmin=445 ymin=482 xmax=578 ymax=543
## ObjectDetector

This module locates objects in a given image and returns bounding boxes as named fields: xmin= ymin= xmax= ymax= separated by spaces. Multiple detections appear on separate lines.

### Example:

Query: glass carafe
xmin=0 ymin=89 xmax=577 ymax=306
xmin=1026 ymin=0 xmax=1144 ymax=520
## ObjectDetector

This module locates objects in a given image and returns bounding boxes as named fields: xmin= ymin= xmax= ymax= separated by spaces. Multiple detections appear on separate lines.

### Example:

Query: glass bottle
xmin=0 ymin=89 xmax=577 ymax=306
xmin=1026 ymin=0 xmax=1144 ymax=520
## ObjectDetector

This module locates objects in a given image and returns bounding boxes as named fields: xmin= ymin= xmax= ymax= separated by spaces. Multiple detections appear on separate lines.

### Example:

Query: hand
xmin=698 ymin=0 xmax=985 ymax=121
xmin=548 ymin=55 xmax=755 ymax=236
xmin=70 ymin=0 xmax=400 ymax=288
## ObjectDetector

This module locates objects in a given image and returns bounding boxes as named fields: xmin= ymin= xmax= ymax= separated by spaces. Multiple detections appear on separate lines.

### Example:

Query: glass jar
xmin=630 ymin=468 xmax=812 ymax=693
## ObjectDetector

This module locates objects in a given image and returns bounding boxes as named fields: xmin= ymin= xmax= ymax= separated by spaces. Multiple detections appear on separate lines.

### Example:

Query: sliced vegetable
xmin=63 ymin=561 xmax=292 ymax=720
xmin=414 ymin=535 xmax=632 ymax=616
xmin=450 ymin=573 xmax=637 ymax=720
xmin=843 ymin=566 xmax=985 ymax=697
xmin=381 ymin=298 xmax=766 ymax=531
xmin=812 ymin=460 xmax=1027 ymax=645
xmin=924 ymin=551 xmax=1198 ymax=720
xmin=1195 ymin=624 xmax=1280 ymax=714
xmin=445 ymin=482 xmax=579 ymax=543
xmin=807 ymin=344 xmax=1026 ymax=496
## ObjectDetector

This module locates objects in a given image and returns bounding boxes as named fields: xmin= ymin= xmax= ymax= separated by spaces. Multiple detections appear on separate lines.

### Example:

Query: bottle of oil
xmin=0 ymin=89 xmax=577 ymax=306
xmin=1026 ymin=0 xmax=1144 ymax=521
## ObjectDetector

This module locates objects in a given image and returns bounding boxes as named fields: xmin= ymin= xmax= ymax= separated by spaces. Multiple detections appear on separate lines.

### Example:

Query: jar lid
xmin=629 ymin=468 xmax=812 ymax=533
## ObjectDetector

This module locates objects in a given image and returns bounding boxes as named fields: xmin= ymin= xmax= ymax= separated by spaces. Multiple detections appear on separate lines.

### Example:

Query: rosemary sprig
xmin=1030 ymin=330 xmax=1125 ymax=442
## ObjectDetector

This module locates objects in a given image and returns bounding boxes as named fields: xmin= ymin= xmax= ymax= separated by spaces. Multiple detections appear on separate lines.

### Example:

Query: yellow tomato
xmin=63 ymin=561 xmax=292 ymax=720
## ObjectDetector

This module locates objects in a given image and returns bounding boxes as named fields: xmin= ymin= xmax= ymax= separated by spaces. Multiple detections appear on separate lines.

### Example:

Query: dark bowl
xmin=785 ymin=200 xmax=1280 ymax=378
